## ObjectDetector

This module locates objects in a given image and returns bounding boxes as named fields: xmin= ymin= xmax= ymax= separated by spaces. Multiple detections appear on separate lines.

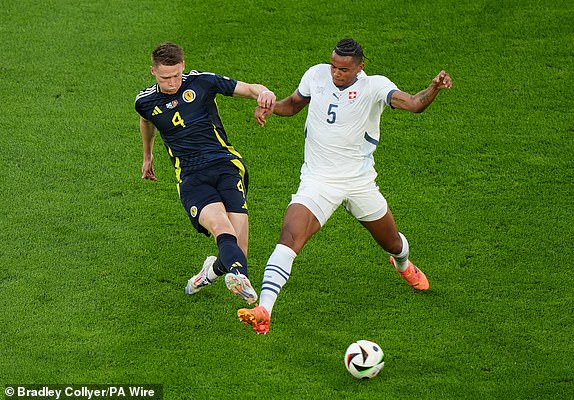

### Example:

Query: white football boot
xmin=224 ymin=272 xmax=258 ymax=304
xmin=185 ymin=256 xmax=217 ymax=295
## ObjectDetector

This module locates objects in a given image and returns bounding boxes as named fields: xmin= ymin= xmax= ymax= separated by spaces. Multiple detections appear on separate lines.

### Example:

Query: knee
xmin=201 ymin=211 xmax=234 ymax=237
xmin=278 ymin=229 xmax=305 ymax=254
xmin=209 ymin=221 xmax=236 ymax=238
xmin=279 ymin=229 xmax=297 ymax=251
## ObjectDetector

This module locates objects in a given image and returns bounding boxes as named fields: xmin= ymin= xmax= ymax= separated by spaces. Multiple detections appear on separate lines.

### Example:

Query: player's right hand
xmin=255 ymin=106 xmax=273 ymax=127
xmin=142 ymin=158 xmax=157 ymax=180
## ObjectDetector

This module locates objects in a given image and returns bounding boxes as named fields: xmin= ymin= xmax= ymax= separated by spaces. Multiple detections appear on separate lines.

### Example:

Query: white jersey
xmin=297 ymin=64 xmax=398 ymax=181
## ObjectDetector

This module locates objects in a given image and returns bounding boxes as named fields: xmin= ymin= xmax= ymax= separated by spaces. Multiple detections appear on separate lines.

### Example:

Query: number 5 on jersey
xmin=327 ymin=104 xmax=338 ymax=124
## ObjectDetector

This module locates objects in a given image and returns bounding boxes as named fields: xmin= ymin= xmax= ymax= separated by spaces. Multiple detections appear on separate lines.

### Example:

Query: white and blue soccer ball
xmin=344 ymin=340 xmax=385 ymax=379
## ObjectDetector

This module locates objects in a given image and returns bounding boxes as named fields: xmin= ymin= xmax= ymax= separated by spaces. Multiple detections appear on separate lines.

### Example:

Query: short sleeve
xmin=297 ymin=65 xmax=322 ymax=99
xmin=370 ymin=75 xmax=399 ymax=107
xmin=210 ymin=73 xmax=238 ymax=97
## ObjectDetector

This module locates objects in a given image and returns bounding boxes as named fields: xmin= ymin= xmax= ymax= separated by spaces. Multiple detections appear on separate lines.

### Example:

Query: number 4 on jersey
xmin=172 ymin=111 xmax=186 ymax=127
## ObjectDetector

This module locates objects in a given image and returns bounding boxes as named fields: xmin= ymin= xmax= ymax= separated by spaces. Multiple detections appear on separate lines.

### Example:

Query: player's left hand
xmin=433 ymin=70 xmax=452 ymax=90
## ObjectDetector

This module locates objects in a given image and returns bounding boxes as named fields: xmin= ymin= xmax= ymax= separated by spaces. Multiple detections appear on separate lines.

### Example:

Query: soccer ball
xmin=344 ymin=340 xmax=385 ymax=379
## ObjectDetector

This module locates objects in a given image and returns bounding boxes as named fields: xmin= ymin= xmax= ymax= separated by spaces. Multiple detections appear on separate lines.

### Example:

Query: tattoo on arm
xmin=418 ymin=88 xmax=430 ymax=105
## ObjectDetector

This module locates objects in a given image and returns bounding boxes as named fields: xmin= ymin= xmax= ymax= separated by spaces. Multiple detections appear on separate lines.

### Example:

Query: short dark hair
xmin=333 ymin=38 xmax=364 ymax=64
xmin=151 ymin=42 xmax=184 ymax=67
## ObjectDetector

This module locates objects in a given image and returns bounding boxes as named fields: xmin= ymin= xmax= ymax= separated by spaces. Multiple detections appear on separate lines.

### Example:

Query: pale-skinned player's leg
xmin=200 ymin=203 xmax=247 ymax=279
xmin=186 ymin=202 xmax=239 ymax=293
xmin=186 ymin=203 xmax=257 ymax=303
xmin=186 ymin=161 xmax=257 ymax=303
xmin=223 ymin=211 xmax=258 ymax=304
xmin=228 ymin=211 xmax=249 ymax=256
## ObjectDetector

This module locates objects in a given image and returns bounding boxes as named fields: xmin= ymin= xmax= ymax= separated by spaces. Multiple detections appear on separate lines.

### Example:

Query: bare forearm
xmin=411 ymin=84 xmax=441 ymax=113
xmin=391 ymin=70 xmax=452 ymax=113
xmin=254 ymin=91 xmax=308 ymax=126
xmin=250 ymin=84 xmax=271 ymax=100
xmin=140 ymin=118 xmax=156 ymax=159
xmin=273 ymin=95 xmax=308 ymax=116
xmin=142 ymin=137 xmax=154 ymax=159
xmin=234 ymin=81 xmax=275 ymax=109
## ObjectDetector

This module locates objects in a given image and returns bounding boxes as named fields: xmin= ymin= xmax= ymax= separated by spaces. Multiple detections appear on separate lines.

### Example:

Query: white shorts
xmin=290 ymin=176 xmax=388 ymax=226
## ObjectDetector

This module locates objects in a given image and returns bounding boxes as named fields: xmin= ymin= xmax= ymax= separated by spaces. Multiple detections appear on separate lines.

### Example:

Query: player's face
xmin=151 ymin=62 xmax=185 ymax=94
xmin=330 ymin=52 xmax=364 ymax=87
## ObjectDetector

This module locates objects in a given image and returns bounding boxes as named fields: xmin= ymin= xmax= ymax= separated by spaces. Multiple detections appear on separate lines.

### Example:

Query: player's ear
xmin=150 ymin=66 xmax=155 ymax=76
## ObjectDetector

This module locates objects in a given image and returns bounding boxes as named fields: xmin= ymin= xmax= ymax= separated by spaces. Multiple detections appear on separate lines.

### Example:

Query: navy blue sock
xmin=215 ymin=233 xmax=248 ymax=276
xmin=212 ymin=259 xmax=226 ymax=277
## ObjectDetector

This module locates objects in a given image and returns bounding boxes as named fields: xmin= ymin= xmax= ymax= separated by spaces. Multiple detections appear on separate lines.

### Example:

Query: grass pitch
xmin=1 ymin=0 xmax=573 ymax=399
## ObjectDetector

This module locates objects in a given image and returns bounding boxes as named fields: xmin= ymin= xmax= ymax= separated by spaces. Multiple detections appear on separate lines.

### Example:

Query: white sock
xmin=206 ymin=265 xmax=219 ymax=281
xmin=259 ymin=244 xmax=296 ymax=316
xmin=206 ymin=257 xmax=220 ymax=281
xmin=391 ymin=233 xmax=410 ymax=272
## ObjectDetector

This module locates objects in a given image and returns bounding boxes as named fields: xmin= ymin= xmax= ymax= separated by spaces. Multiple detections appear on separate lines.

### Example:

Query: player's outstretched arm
xmin=391 ymin=70 xmax=452 ymax=113
xmin=273 ymin=90 xmax=310 ymax=116
xmin=254 ymin=90 xmax=310 ymax=127
xmin=140 ymin=117 xmax=157 ymax=181
xmin=233 ymin=81 xmax=276 ymax=108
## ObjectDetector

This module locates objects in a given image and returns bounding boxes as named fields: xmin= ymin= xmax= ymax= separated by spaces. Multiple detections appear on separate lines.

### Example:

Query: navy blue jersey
xmin=135 ymin=70 xmax=240 ymax=173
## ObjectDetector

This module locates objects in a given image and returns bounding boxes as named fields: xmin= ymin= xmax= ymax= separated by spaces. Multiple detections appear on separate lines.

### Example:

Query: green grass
xmin=1 ymin=0 xmax=573 ymax=399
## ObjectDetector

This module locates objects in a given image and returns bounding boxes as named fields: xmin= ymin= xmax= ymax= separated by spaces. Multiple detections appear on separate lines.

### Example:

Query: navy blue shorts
xmin=178 ymin=158 xmax=249 ymax=236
